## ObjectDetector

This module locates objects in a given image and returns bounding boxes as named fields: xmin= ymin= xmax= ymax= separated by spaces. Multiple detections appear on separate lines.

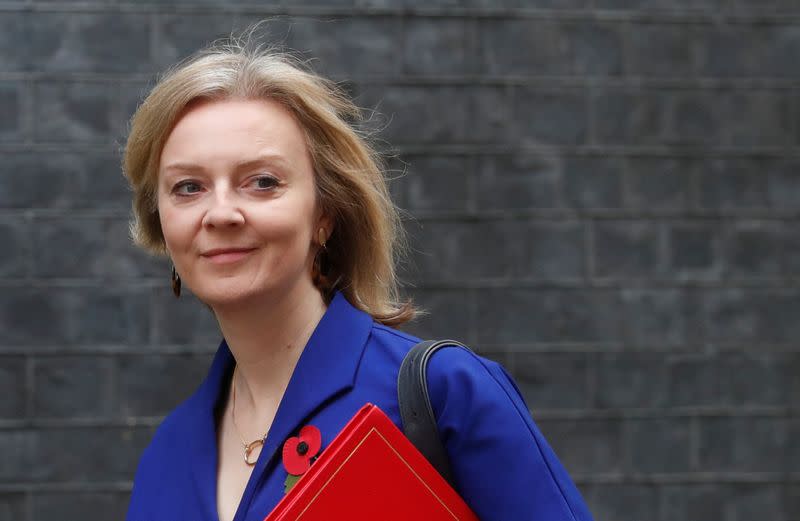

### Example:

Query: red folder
xmin=263 ymin=403 xmax=479 ymax=521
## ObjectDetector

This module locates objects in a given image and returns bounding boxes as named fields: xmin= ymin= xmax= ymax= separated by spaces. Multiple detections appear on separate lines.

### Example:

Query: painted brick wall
xmin=1 ymin=1 xmax=799 ymax=520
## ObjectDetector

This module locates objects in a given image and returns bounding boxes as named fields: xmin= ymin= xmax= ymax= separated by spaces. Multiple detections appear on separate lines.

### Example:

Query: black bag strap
xmin=398 ymin=339 xmax=469 ymax=490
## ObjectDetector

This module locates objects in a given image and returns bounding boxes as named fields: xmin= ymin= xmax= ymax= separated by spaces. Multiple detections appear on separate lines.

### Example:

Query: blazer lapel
xmin=259 ymin=292 xmax=372 ymax=462
xmin=233 ymin=292 xmax=374 ymax=518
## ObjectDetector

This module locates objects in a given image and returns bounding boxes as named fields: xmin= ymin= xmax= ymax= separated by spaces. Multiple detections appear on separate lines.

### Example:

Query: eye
xmin=172 ymin=180 xmax=203 ymax=196
xmin=249 ymin=175 xmax=280 ymax=191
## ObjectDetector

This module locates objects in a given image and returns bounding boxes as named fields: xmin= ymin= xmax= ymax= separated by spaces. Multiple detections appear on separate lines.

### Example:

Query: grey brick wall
xmin=1 ymin=2 xmax=798 ymax=520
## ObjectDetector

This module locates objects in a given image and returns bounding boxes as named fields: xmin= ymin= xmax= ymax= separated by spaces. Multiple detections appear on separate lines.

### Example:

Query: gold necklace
xmin=231 ymin=366 xmax=268 ymax=466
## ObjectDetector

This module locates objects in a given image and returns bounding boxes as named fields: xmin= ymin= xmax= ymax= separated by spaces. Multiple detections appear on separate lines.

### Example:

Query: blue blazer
xmin=126 ymin=293 xmax=593 ymax=521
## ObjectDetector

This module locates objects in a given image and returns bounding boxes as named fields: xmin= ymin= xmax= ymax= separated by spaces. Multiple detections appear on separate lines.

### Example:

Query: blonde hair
xmin=123 ymin=37 xmax=414 ymax=326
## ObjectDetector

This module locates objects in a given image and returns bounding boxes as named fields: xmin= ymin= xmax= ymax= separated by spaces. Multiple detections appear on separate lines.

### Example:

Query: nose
xmin=201 ymin=189 xmax=245 ymax=229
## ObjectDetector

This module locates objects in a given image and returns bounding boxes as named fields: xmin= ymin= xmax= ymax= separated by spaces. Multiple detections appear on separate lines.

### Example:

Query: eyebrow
xmin=161 ymin=153 xmax=291 ymax=174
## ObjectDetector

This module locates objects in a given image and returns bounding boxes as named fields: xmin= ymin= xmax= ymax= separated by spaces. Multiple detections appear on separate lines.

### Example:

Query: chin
xmin=191 ymin=283 xmax=266 ymax=309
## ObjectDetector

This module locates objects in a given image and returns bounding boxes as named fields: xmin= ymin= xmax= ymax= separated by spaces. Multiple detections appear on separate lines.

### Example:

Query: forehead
xmin=159 ymin=98 xmax=312 ymax=174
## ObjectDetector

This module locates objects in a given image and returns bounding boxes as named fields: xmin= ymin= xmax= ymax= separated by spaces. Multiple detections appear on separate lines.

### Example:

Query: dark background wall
xmin=1 ymin=1 xmax=798 ymax=520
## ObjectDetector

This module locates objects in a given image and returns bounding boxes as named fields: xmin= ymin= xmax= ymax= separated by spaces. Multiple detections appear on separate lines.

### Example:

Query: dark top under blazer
xmin=126 ymin=292 xmax=594 ymax=521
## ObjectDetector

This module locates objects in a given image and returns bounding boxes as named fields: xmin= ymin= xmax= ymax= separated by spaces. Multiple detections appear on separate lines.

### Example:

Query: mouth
xmin=200 ymin=247 xmax=256 ymax=265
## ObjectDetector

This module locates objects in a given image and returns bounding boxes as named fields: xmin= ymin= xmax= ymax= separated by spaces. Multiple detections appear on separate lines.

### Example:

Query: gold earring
xmin=171 ymin=265 xmax=181 ymax=298
xmin=318 ymin=228 xmax=327 ymax=249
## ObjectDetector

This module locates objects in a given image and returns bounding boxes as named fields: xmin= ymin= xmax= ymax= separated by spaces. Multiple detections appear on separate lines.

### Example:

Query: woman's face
xmin=157 ymin=98 xmax=327 ymax=307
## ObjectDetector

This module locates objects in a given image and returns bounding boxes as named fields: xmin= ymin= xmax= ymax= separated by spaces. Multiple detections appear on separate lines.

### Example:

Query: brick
xmin=467 ymin=86 xmax=515 ymax=143
xmin=475 ymin=289 xmax=622 ymax=344
xmin=0 ymin=13 xmax=33 ymax=71
xmin=760 ymin=25 xmax=800 ymax=79
xmin=696 ymin=26 xmax=762 ymax=78
xmin=0 ymin=153 xmax=88 ymax=210
xmin=725 ymin=221 xmax=784 ymax=277
xmin=35 ymin=82 xmax=116 ymax=143
xmin=562 ymin=156 xmax=624 ymax=209
xmin=596 ymin=0 xmax=721 ymax=6
xmin=0 ymin=217 xmax=30 ymax=278
xmin=668 ymin=222 xmax=720 ymax=275
xmin=659 ymin=484 xmax=726 ymax=521
xmin=33 ymin=356 xmax=111 ymax=418
xmin=475 ymin=154 xmax=560 ymax=210
xmin=152 ymin=291 xmax=221 ymax=345
xmin=666 ymin=91 xmax=722 ymax=146
xmin=482 ymin=20 xmax=621 ymax=76
xmin=768 ymin=159 xmax=800 ymax=209
xmin=364 ymin=86 xmax=469 ymax=144
xmin=719 ymin=91 xmax=793 ymax=147
xmin=0 ymin=430 xmax=34 ymax=481
xmin=733 ymin=0 xmax=800 ymax=7
xmin=786 ymin=418 xmax=800 ymax=471
xmin=788 ymin=484 xmax=800 ymax=521
xmin=512 ymin=87 xmax=588 ymax=145
xmin=720 ymin=353 xmax=791 ymax=407
xmin=511 ymin=352 xmax=589 ymax=410
xmin=0 ymin=356 xmax=26 ymax=419
xmin=702 ymin=289 xmax=800 ymax=344
xmin=286 ymin=17 xmax=401 ymax=77
xmin=116 ymin=353 xmax=211 ymax=417
xmin=405 ymin=220 xmax=519 ymax=280
xmin=0 ymin=149 xmax=130 ymax=211
xmin=0 ymin=82 xmax=22 ymax=142
xmin=781 ymin=221 xmax=800 ymax=276
xmin=33 ymin=492 xmax=129 ymax=521
xmin=566 ymin=22 xmax=623 ymax=76
xmin=594 ymin=352 xmax=668 ymax=409
xmin=402 ymin=155 xmax=472 ymax=213
xmin=29 ymin=427 xmax=151 ymax=482
xmin=403 ymin=18 xmax=476 ymax=76
xmin=408 ymin=219 xmax=584 ymax=281
xmin=625 ymin=157 xmax=694 ymax=211
xmin=71 ymin=289 xmax=151 ymax=346
xmin=621 ymin=289 xmax=689 ymax=346
xmin=538 ymin=419 xmax=623 ymax=474
xmin=33 ymin=217 xmax=164 ymax=279
xmin=482 ymin=20 xmax=571 ymax=76
xmin=697 ymin=417 xmax=788 ymax=472
xmin=153 ymin=14 xmax=252 ymax=69
xmin=698 ymin=159 xmax=770 ymax=210
xmin=0 ymin=493 xmax=26 ymax=521
xmin=524 ymin=221 xmax=586 ymax=280
xmin=411 ymin=286 xmax=475 ymax=346
xmin=0 ymin=289 xmax=69 ymax=346
xmin=584 ymin=484 xmax=658 ymax=521
xmin=592 ymin=220 xmax=660 ymax=278
xmin=33 ymin=13 xmax=151 ymax=73
xmin=628 ymin=24 xmax=695 ymax=77
xmin=594 ymin=89 xmax=722 ymax=146
xmin=401 ymin=289 xmax=475 ymax=345
xmin=0 ymin=288 xmax=148 ymax=346
xmin=667 ymin=353 xmax=723 ymax=407
xmin=625 ymin=418 xmax=691 ymax=473
xmin=789 ymin=354 xmax=800 ymax=410
xmin=444 ymin=0 xmax=590 ymax=6
xmin=76 ymin=149 xmax=133 ymax=211
xmin=593 ymin=89 xmax=666 ymax=146
xmin=726 ymin=484 xmax=785 ymax=521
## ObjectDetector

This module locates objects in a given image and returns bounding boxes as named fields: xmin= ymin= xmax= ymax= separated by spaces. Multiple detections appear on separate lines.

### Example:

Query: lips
xmin=200 ymin=247 xmax=256 ymax=264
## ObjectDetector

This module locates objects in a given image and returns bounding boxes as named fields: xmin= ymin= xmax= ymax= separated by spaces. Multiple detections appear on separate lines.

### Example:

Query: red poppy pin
xmin=282 ymin=425 xmax=322 ymax=493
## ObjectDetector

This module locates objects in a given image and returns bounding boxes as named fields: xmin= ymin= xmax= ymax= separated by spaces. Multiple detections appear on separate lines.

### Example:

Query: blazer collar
xmin=186 ymin=292 xmax=373 ymax=515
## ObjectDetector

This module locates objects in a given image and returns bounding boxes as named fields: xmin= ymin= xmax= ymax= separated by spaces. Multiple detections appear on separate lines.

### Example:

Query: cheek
xmin=157 ymin=201 xmax=193 ymax=254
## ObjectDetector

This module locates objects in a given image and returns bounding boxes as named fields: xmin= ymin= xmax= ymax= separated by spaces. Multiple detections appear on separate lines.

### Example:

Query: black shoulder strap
xmin=398 ymin=339 xmax=469 ymax=490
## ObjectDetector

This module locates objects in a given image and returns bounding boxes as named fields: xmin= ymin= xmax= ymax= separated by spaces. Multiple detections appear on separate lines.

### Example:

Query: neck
xmin=213 ymin=280 xmax=328 ymax=418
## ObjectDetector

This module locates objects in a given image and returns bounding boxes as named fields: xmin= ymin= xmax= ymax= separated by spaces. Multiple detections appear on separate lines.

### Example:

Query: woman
xmin=123 ymin=37 xmax=593 ymax=521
